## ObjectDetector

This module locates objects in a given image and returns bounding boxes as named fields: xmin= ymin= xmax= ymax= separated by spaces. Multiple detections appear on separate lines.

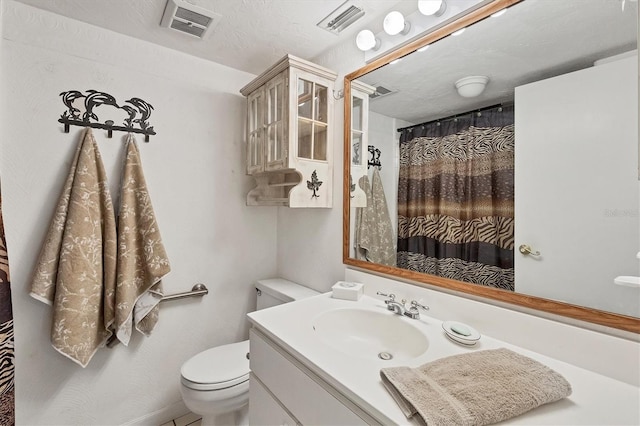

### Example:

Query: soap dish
xmin=442 ymin=321 xmax=481 ymax=346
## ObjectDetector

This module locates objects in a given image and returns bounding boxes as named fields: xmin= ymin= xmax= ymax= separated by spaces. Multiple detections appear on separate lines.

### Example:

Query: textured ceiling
xmin=12 ymin=0 xmax=403 ymax=75
xmin=11 ymin=0 xmax=637 ymax=124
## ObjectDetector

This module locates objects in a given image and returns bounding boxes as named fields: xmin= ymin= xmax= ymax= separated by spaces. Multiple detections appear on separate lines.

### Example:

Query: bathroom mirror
xmin=343 ymin=0 xmax=640 ymax=333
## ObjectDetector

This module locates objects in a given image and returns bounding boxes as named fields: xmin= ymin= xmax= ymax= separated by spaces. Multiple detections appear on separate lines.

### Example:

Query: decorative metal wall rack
xmin=59 ymin=90 xmax=156 ymax=142
xmin=368 ymin=145 xmax=382 ymax=169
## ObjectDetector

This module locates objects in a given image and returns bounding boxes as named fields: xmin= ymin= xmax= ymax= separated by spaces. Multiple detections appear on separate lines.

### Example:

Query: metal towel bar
xmin=160 ymin=283 xmax=208 ymax=302
xmin=106 ymin=283 xmax=209 ymax=348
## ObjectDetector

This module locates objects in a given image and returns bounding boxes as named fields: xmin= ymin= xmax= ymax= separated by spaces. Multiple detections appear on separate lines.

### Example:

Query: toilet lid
xmin=181 ymin=340 xmax=250 ymax=391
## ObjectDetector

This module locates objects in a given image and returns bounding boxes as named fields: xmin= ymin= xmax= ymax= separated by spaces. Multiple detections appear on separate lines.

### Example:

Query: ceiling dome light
xmin=418 ymin=0 xmax=447 ymax=17
xmin=383 ymin=11 xmax=411 ymax=36
xmin=455 ymin=75 xmax=489 ymax=98
xmin=355 ymin=29 xmax=380 ymax=51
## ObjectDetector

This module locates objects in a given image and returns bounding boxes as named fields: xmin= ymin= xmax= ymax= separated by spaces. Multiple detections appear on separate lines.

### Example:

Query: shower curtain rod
xmin=396 ymin=102 xmax=512 ymax=133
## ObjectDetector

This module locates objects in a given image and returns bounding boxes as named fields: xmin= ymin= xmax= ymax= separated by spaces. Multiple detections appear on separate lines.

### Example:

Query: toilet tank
xmin=255 ymin=278 xmax=319 ymax=310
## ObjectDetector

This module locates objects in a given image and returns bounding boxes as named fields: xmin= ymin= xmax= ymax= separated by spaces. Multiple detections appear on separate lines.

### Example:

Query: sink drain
xmin=378 ymin=351 xmax=393 ymax=360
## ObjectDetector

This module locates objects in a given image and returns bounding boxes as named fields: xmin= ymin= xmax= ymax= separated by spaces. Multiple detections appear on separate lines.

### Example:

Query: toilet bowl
xmin=179 ymin=278 xmax=319 ymax=426
xmin=180 ymin=340 xmax=250 ymax=426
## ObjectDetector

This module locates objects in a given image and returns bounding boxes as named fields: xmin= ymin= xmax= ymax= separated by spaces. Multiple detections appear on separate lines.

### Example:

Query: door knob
xmin=519 ymin=244 xmax=540 ymax=256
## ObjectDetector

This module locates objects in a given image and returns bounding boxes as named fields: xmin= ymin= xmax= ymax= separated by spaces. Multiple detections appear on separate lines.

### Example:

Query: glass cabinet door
xmin=297 ymin=78 xmax=328 ymax=161
xmin=247 ymin=89 xmax=264 ymax=174
xmin=349 ymin=82 xmax=375 ymax=207
xmin=351 ymin=96 xmax=364 ymax=168
xmin=265 ymin=73 xmax=286 ymax=169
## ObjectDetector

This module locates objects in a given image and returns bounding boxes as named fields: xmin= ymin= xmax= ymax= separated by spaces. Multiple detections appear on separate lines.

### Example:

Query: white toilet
xmin=179 ymin=278 xmax=319 ymax=425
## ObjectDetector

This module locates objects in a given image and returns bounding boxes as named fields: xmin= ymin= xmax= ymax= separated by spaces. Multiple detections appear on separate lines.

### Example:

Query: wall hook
xmin=519 ymin=244 xmax=541 ymax=256
xmin=58 ymin=90 xmax=156 ymax=142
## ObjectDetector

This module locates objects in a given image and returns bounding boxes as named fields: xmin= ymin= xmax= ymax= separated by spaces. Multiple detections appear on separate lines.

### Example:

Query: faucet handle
xmin=376 ymin=291 xmax=396 ymax=302
xmin=410 ymin=300 xmax=429 ymax=311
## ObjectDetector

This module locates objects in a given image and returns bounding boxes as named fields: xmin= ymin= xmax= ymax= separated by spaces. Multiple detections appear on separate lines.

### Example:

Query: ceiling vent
xmin=370 ymin=85 xmax=397 ymax=100
xmin=317 ymin=1 xmax=365 ymax=35
xmin=160 ymin=0 xmax=222 ymax=39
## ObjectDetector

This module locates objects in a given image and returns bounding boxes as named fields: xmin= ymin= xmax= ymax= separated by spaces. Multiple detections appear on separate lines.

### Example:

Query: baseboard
xmin=121 ymin=400 xmax=189 ymax=426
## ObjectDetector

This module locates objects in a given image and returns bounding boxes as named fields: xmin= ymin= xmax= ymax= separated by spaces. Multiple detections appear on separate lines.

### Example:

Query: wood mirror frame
xmin=342 ymin=0 xmax=640 ymax=334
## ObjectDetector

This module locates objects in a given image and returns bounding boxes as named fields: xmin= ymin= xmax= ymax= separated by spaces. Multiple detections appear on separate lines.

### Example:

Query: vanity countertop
xmin=247 ymin=293 xmax=640 ymax=425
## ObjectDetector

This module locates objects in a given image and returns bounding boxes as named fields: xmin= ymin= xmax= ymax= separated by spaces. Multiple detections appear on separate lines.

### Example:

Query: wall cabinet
xmin=240 ymin=55 xmax=337 ymax=208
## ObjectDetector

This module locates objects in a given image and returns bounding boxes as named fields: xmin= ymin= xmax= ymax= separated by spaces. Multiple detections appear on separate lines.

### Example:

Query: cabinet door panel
xmin=249 ymin=373 xmax=299 ymax=426
xmin=247 ymin=90 xmax=265 ymax=174
xmin=250 ymin=330 xmax=368 ymax=425
xmin=265 ymin=72 xmax=287 ymax=170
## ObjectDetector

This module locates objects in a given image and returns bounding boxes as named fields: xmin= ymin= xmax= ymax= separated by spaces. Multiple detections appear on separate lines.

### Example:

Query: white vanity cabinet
xmin=248 ymin=329 xmax=373 ymax=425
xmin=240 ymin=55 xmax=337 ymax=208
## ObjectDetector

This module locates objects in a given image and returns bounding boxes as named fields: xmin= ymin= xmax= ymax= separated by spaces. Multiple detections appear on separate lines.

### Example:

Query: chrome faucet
xmin=377 ymin=292 xmax=406 ymax=315
xmin=377 ymin=292 xmax=429 ymax=319
xmin=404 ymin=300 xmax=430 ymax=319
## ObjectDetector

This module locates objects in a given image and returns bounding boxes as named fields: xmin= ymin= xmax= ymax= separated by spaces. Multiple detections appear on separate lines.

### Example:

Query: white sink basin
xmin=312 ymin=308 xmax=429 ymax=361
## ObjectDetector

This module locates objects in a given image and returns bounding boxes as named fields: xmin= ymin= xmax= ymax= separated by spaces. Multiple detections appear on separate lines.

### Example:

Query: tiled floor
xmin=160 ymin=412 xmax=202 ymax=426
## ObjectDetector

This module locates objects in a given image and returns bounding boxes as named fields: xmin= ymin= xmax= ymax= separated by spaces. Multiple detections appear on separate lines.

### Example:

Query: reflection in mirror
xmin=344 ymin=0 xmax=639 ymax=332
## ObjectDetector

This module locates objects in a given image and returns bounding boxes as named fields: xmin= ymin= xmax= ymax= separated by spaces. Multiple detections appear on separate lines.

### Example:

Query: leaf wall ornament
xmin=307 ymin=170 xmax=323 ymax=198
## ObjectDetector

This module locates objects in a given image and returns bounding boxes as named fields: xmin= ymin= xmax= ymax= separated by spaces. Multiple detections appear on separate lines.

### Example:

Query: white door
xmin=514 ymin=54 xmax=639 ymax=317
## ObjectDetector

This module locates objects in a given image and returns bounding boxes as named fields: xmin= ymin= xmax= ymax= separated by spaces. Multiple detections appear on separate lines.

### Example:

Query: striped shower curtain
xmin=397 ymin=105 xmax=515 ymax=290
xmin=0 ymin=186 xmax=14 ymax=424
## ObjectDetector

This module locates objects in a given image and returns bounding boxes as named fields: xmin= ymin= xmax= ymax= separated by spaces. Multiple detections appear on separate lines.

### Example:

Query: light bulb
xmin=383 ymin=11 xmax=410 ymax=36
xmin=355 ymin=29 xmax=380 ymax=52
xmin=418 ymin=0 xmax=446 ymax=17
xmin=452 ymin=28 xmax=466 ymax=36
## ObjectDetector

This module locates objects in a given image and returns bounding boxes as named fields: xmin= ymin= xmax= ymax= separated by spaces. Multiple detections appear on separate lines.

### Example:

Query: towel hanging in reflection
xmin=30 ymin=128 xmax=117 ymax=367
xmin=354 ymin=168 xmax=396 ymax=267
xmin=113 ymin=134 xmax=170 ymax=346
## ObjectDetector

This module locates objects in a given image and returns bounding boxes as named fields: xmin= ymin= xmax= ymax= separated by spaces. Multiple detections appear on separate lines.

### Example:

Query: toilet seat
xmin=181 ymin=340 xmax=250 ymax=391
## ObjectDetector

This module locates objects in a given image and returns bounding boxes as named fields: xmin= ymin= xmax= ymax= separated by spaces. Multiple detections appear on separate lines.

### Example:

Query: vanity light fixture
xmin=455 ymin=75 xmax=489 ymax=98
xmin=418 ymin=0 xmax=447 ymax=17
xmin=356 ymin=29 xmax=381 ymax=51
xmin=383 ymin=11 xmax=411 ymax=36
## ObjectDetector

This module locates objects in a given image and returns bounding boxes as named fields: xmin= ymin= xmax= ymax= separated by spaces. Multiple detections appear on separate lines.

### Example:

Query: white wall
xmin=0 ymin=2 xmax=277 ymax=424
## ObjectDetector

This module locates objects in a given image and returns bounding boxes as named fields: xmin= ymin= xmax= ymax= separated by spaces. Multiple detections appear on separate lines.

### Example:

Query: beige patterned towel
xmin=380 ymin=348 xmax=572 ymax=426
xmin=30 ymin=129 xmax=117 ymax=367
xmin=354 ymin=169 xmax=396 ymax=266
xmin=114 ymin=134 xmax=170 ymax=346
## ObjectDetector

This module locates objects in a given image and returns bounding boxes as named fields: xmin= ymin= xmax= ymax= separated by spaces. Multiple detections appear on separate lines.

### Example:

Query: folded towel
xmin=113 ymin=134 xmax=170 ymax=346
xmin=354 ymin=169 xmax=396 ymax=266
xmin=380 ymin=348 xmax=572 ymax=426
xmin=30 ymin=129 xmax=117 ymax=367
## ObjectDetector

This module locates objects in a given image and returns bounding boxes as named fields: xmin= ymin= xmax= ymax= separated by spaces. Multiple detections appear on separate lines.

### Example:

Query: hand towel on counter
xmin=354 ymin=168 xmax=396 ymax=267
xmin=380 ymin=348 xmax=572 ymax=426
xmin=114 ymin=134 xmax=170 ymax=346
xmin=30 ymin=129 xmax=117 ymax=367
